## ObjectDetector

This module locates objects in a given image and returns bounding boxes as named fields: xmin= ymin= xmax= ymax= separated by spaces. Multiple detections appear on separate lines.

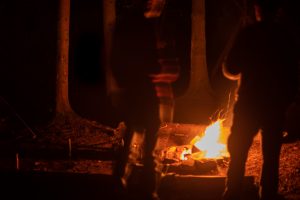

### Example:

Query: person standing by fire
xmin=222 ymin=0 xmax=299 ymax=199
xmin=110 ymin=0 xmax=165 ymax=199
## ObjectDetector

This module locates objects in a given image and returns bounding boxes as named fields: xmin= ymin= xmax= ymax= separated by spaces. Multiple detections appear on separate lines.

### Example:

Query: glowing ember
xmin=190 ymin=120 xmax=229 ymax=159
xmin=180 ymin=147 xmax=192 ymax=160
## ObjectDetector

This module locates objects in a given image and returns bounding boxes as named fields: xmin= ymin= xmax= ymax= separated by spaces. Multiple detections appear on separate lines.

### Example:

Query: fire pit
xmin=152 ymin=122 xmax=259 ymax=200
xmin=154 ymin=121 xmax=229 ymax=176
xmin=123 ymin=121 xmax=259 ymax=200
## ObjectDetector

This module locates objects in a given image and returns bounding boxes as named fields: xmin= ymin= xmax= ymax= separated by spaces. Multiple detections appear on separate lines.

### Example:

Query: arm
xmin=222 ymin=28 xmax=249 ymax=80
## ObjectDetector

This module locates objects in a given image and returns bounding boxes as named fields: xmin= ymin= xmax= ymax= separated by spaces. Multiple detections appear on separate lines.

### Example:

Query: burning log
xmin=161 ymin=145 xmax=192 ymax=163
xmin=158 ymin=143 xmax=229 ymax=175
xmin=160 ymin=151 xmax=228 ymax=176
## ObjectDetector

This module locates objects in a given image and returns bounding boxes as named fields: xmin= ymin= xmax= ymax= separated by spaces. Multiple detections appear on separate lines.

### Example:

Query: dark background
xmin=0 ymin=0 xmax=299 ymax=128
xmin=0 ymin=0 xmax=58 ymax=126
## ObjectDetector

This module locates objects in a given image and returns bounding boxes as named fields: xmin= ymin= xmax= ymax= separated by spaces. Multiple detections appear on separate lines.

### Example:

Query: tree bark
xmin=102 ymin=0 xmax=119 ymax=97
xmin=188 ymin=0 xmax=211 ymax=95
xmin=174 ymin=0 xmax=216 ymax=124
xmin=56 ymin=0 xmax=72 ymax=114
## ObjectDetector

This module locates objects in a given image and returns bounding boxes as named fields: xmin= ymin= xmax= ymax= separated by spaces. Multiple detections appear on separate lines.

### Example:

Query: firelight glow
xmin=191 ymin=120 xmax=228 ymax=158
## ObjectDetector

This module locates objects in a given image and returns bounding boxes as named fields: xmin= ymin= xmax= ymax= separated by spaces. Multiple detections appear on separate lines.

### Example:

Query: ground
xmin=247 ymin=135 xmax=300 ymax=200
xmin=0 ymin=115 xmax=299 ymax=200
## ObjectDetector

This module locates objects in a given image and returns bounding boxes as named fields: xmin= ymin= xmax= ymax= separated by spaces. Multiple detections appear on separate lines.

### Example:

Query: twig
xmin=0 ymin=96 xmax=37 ymax=139
xmin=16 ymin=153 xmax=19 ymax=171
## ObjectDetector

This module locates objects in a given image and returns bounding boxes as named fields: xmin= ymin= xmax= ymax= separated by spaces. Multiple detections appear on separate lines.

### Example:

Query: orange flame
xmin=191 ymin=120 xmax=229 ymax=159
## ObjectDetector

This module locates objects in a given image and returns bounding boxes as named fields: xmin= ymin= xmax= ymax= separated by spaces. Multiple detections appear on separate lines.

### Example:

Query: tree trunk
xmin=174 ymin=0 xmax=216 ymax=124
xmin=56 ymin=0 xmax=72 ymax=114
xmin=188 ymin=0 xmax=211 ymax=95
xmin=102 ymin=0 xmax=119 ymax=98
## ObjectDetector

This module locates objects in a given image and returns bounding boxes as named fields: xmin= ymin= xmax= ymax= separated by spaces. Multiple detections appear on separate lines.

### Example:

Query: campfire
xmin=188 ymin=119 xmax=228 ymax=159
xmin=154 ymin=119 xmax=230 ymax=176
xmin=125 ymin=118 xmax=258 ymax=200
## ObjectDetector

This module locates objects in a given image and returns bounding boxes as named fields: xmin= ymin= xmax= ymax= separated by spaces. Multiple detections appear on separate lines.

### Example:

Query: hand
xmin=150 ymin=73 xmax=179 ymax=83
xmin=144 ymin=0 xmax=166 ymax=18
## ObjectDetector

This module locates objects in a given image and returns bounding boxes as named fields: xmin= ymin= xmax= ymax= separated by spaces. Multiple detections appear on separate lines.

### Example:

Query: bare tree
xmin=174 ymin=0 xmax=216 ymax=123
xmin=50 ymin=0 xmax=115 ymax=135
xmin=56 ymin=0 xmax=72 ymax=115
xmin=103 ymin=0 xmax=119 ymax=99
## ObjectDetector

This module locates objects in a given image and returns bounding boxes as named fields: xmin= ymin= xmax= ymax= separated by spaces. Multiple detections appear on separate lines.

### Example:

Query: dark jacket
xmin=225 ymin=21 xmax=299 ymax=107
xmin=111 ymin=8 xmax=160 ymax=88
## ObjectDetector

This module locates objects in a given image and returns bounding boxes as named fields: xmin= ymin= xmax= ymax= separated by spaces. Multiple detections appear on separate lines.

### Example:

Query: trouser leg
xmin=223 ymin=106 xmax=259 ymax=199
xmin=224 ymin=130 xmax=256 ymax=199
xmin=141 ymin=121 xmax=160 ymax=199
xmin=260 ymin=127 xmax=283 ymax=199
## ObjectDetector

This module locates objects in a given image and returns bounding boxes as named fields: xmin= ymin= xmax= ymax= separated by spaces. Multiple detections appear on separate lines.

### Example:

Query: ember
xmin=180 ymin=146 xmax=192 ymax=161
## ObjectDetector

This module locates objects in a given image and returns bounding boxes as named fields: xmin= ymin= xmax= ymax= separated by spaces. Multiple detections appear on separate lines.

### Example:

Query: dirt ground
xmin=0 ymin=115 xmax=299 ymax=199
xmin=246 ymin=135 xmax=300 ymax=200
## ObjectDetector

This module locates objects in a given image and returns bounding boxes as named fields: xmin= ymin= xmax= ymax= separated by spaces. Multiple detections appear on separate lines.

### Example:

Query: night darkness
xmin=0 ymin=0 xmax=300 ymax=199
xmin=0 ymin=0 xmax=58 ymax=125
xmin=0 ymin=0 xmax=299 ymax=125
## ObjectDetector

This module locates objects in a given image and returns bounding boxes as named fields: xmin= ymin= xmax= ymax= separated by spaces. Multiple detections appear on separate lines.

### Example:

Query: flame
xmin=191 ymin=120 xmax=229 ymax=159
xmin=180 ymin=147 xmax=192 ymax=160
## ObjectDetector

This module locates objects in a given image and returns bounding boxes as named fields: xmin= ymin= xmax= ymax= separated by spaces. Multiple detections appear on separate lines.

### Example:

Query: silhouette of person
xmin=110 ymin=0 xmax=161 ymax=199
xmin=222 ymin=0 xmax=299 ymax=199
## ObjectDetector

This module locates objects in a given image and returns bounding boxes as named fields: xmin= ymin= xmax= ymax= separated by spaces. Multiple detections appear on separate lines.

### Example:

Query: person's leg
xmin=223 ymin=103 xmax=259 ymax=200
xmin=111 ymin=90 xmax=132 ymax=197
xmin=260 ymin=114 xmax=284 ymax=200
xmin=141 ymin=89 xmax=161 ymax=200
xmin=143 ymin=125 xmax=160 ymax=199
xmin=124 ymin=83 xmax=160 ymax=199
